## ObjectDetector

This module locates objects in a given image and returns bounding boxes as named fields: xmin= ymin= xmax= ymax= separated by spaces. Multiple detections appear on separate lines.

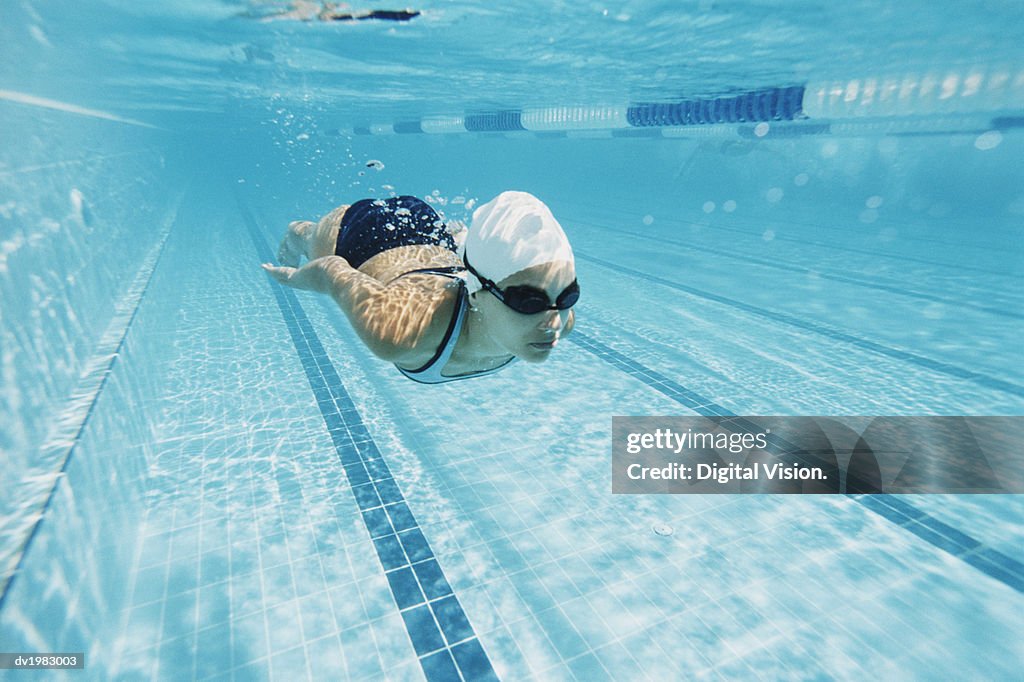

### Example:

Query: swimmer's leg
xmin=278 ymin=220 xmax=315 ymax=266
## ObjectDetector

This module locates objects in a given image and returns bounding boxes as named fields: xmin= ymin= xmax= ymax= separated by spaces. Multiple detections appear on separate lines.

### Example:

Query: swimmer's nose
xmin=539 ymin=309 xmax=566 ymax=333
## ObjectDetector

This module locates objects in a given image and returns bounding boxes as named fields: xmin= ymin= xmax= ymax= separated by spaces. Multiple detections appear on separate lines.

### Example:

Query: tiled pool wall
xmin=0 ymin=309 xmax=164 ymax=675
xmin=0 ymin=105 xmax=182 ymax=666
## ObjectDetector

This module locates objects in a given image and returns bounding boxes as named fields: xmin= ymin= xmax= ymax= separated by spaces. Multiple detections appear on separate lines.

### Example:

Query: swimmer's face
xmin=473 ymin=260 xmax=576 ymax=363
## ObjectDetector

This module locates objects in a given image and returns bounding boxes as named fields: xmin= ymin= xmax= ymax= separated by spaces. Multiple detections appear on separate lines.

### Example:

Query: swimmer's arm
xmin=322 ymin=261 xmax=446 ymax=363
xmin=261 ymin=256 xmax=346 ymax=293
xmin=262 ymin=257 xmax=385 ymax=314
xmin=261 ymin=256 xmax=436 ymax=362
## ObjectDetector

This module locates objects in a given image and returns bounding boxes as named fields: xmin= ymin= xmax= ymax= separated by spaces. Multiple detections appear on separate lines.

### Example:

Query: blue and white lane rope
xmin=333 ymin=67 xmax=1024 ymax=136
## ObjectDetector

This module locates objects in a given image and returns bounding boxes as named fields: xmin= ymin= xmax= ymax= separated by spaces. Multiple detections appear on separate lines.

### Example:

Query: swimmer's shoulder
xmin=389 ymin=271 xmax=464 ymax=369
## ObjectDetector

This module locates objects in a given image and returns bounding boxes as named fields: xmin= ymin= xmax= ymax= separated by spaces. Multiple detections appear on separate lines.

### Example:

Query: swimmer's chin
xmin=516 ymin=343 xmax=558 ymax=363
xmin=516 ymin=354 xmax=546 ymax=364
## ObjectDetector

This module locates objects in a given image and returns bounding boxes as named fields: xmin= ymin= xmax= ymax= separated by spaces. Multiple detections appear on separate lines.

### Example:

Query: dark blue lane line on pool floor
xmin=570 ymin=331 xmax=1024 ymax=595
xmin=577 ymin=252 xmax=1024 ymax=399
xmin=239 ymin=200 xmax=499 ymax=682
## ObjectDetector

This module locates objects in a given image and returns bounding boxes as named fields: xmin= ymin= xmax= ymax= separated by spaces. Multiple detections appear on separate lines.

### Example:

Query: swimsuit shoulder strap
xmin=395 ymin=274 xmax=469 ymax=383
xmin=386 ymin=266 xmax=466 ymax=284
xmin=389 ymin=266 xmax=517 ymax=384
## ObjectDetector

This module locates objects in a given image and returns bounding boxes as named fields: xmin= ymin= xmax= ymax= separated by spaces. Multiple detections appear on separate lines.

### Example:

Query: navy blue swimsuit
xmin=335 ymin=196 xmax=455 ymax=268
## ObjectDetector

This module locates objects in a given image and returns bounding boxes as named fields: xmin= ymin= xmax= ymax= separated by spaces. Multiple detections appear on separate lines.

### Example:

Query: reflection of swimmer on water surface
xmin=262 ymin=192 xmax=578 ymax=384
xmin=256 ymin=1 xmax=420 ymax=22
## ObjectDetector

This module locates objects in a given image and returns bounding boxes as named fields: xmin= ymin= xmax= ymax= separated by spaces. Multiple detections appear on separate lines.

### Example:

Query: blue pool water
xmin=2 ymin=1 xmax=1023 ymax=680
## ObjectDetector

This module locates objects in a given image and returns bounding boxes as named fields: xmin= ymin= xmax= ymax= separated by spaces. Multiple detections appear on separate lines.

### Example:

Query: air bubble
xmin=866 ymin=195 xmax=883 ymax=209
xmin=395 ymin=207 xmax=412 ymax=217
xmin=975 ymin=130 xmax=1002 ymax=150
xmin=754 ymin=122 xmax=770 ymax=137
xmin=766 ymin=187 xmax=783 ymax=203
xmin=385 ymin=222 xmax=396 ymax=231
xmin=642 ymin=214 xmax=654 ymax=225
xmin=702 ymin=201 xmax=715 ymax=213
xmin=366 ymin=159 xmax=385 ymax=170
xmin=652 ymin=524 xmax=673 ymax=537
xmin=723 ymin=200 xmax=737 ymax=213
xmin=372 ymin=199 xmax=387 ymax=207
xmin=794 ymin=173 xmax=809 ymax=186
xmin=762 ymin=229 xmax=775 ymax=241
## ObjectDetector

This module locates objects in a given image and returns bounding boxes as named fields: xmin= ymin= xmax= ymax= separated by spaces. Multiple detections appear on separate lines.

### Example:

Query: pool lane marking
xmin=576 ymin=252 xmax=1024 ymax=400
xmin=569 ymin=330 xmax=1024 ymax=595
xmin=238 ymin=200 xmax=499 ymax=682
xmin=0 ymin=194 xmax=180 ymax=612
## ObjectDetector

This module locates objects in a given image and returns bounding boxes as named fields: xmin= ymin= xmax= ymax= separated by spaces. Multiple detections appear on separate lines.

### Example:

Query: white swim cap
xmin=458 ymin=191 xmax=574 ymax=293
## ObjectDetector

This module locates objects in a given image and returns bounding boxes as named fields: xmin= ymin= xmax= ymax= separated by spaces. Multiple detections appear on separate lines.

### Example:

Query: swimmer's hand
xmin=262 ymin=263 xmax=300 ymax=286
xmin=261 ymin=261 xmax=326 ymax=292
xmin=261 ymin=255 xmax=354 ymax=293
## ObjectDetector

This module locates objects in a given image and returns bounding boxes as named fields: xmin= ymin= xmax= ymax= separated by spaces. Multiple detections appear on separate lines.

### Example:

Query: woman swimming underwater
xmin=261 ymin=191 xmax=578 ymax=383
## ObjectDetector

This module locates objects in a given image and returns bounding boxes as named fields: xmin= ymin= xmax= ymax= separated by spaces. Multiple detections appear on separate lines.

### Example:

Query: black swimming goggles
xmin=463 ymin=254 xmax=580 ymax=315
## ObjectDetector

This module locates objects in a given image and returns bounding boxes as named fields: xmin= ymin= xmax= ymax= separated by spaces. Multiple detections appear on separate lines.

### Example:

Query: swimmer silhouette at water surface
xmin=255 ymin=1 xmax=420 ymax=22
xmin=261 ymin=192 xmax=578 ymax=384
